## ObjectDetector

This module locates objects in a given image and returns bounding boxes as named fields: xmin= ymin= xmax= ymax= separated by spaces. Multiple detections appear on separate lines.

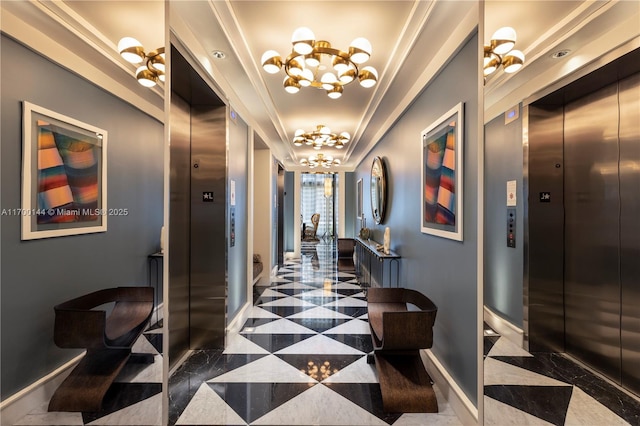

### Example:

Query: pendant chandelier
xmin=118 ymin=37 xmax=165 ymax=88
xmin=261 ymin=27 xmax=378 ymax=99
xmin=293 ymin=125 xmax=350 ymax=150
xmin=300 ymin=153 xmax=341 ymax=169
xmin=484 ymin=27 xmax=525 ymax=76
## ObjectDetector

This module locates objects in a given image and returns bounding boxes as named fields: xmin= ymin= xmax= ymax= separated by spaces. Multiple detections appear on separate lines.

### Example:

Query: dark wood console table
xmin=355 ymin=237 xmax=401 ymax=288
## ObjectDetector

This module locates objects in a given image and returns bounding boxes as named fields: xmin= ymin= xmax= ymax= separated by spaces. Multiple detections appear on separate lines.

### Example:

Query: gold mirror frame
xmin=370 ymin=156 xmax=387 ymax=224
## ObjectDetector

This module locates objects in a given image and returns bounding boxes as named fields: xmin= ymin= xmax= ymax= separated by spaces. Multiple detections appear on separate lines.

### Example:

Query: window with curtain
xmin=301 ymin=173 xmax=338 ymax=238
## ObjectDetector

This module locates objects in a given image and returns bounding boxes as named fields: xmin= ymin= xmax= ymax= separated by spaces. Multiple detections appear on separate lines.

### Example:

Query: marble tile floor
xmin=484 ymin=323 xmax=640 ymax=425
xmin=14 ymin=321 xmax=164 ymax=425
xmin=169 ymin=241 xmax=462 ymax=425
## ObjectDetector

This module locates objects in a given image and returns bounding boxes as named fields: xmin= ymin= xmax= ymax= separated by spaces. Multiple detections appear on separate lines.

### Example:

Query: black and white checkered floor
xmin=484 ymin=324 xmax=640 ymax=425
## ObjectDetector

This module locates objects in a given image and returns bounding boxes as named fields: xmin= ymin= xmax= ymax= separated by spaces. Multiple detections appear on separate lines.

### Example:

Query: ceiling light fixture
xmin=483 ymin=27 xmax=525 ymax=76
xmin=300 ymin=153 xmax=341 ymax=169
xmin=293 ymin=125 xmax=351 ymax=150
xmin=118 ymin=37 xmax=165 ymax=88
xmin=261 ymin=27 xmax=378 ymax=99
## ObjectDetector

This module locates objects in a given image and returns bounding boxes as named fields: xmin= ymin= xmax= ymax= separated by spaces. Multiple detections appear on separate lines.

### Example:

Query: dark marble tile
xmin=240 ymin=318 xmax=279 ymax=330
xmin=142 ymin=332 xmax=163 ymax=355
xmin=324 ymin=383 xmax=401 ymax=424
xmin=241 ymin=333 xmax=315 ymax=353
xmin=492 ymin=353 xmax=640 ymax=424
xmin=274 ymin=288 xmax=318 ymax=297
xmin=484 ymin=385 xmax=572 ymax=426
xmin=254 ymin=295 xmax=287 ymax=306
xmin=82 ymin=383 xmax=162 ymax=424
xmin=209 ymin=382 xmax=317 ymax=424
xmin=484 ymin=335 xmax=500 ymax=358
xmin=275 ymin=354 xmax=363 ymax=381
xmin=334 ymin=288 xmax=366 ymax=297
xmin=324 ymin=334 xmax=374 ymax=354
xmin=288 ymin=317 xmax=350 ymax=333
xmin=257 ymin=305 xmax=316 ymax=318
xmin=294 ymin=295 xmax=343 ymax=307
xmin=325 ymin=306 xmax=368 ymax=318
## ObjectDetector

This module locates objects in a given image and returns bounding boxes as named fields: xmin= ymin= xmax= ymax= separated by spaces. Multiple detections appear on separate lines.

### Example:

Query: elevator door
xmin=563 ymin=74 xmax=640 ymax=394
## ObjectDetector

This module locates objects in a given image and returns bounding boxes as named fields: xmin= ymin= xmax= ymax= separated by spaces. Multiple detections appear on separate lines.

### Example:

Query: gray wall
xmin=343 ymin=172 xmax=356 ymax=238
xmin=484 ymin=110 xmax=524 ymax=327
xmin=355 ymin=34 xmax=479 ymax=404
xmin=283 ymin=171 xmax=295 ymax=252
xmin=0 ymin=36 xmax=164 ymax=398
xmin=227 ymin=112 xmax=249 ymax=320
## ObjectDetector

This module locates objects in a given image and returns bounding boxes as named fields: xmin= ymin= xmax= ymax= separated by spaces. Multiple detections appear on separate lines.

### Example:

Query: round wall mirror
xmin=370 ymin=156 xmax=387 ymax=224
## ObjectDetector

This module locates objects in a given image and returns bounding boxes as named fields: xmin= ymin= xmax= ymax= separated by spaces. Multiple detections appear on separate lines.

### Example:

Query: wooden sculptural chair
xmin=49 ymin=286 xmax=154 ymax=412
xmin=302 ymin=213 xmax=320 ymax=241
xmin=367 ymin=287 xmax=439 ymax=413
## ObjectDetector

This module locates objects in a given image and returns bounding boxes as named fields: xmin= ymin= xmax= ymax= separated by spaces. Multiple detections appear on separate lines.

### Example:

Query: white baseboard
xmin=483 ymin=306 xmax=523 ymax=348
xmin=0 ymin=354 xmax=82 ymax=426
xmin=226 ymin=301 xmax=251 ymax=334
xmin=422 ymin=349 xmax=479 ymax=425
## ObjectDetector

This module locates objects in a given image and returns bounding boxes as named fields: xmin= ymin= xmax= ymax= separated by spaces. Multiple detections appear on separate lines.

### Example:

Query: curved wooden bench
xmin=367 ymin=287 xmax=438 ymax=413
xmin=49 ymin=287 xmax=154 ymax=412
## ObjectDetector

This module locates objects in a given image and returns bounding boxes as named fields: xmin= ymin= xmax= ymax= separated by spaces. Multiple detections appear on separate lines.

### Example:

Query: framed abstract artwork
xmin=21 ymin=102 xmax=107 ymax=240
xmin=421 ymin=102 xmax=463 ymax=241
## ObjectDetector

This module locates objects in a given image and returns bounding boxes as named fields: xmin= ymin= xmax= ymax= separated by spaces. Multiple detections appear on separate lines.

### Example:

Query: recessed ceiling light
xmin=212 ymin=50 xmax=226 ymax=59
xmin=551 ymin=49 xmax=571 ymax=59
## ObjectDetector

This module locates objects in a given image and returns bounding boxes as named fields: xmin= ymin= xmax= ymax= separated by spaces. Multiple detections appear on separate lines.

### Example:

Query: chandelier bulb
xmin=292 ymin=27 xmax=315 ymax=55
xmin=118 ymin=37 xmax=145 ymax=63
xmin=261 ymin=50 xmax=282 ymax=73
xmin=349 ymin=37 xmax=372 ymax=64
xmin=358 ymin=66 xmax=378 ymax=88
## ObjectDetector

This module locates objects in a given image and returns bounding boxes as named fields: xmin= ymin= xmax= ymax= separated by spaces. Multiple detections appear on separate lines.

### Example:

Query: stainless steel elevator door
xmin=619 ymin=73 xmax=640 ymax=396
xmin=564 ymin=82 xmax=621 ymax=380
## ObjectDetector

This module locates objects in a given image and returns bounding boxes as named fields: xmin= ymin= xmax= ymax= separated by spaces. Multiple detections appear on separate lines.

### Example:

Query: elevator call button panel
xmin=507 ymin=208 xmax=516 ymax=248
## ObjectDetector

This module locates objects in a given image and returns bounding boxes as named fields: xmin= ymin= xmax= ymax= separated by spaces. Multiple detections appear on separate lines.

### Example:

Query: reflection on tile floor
xmin=483 ymin=323 xmax=640 ymax=425
xmin=169 ymin=241 xmax=462 ymax=425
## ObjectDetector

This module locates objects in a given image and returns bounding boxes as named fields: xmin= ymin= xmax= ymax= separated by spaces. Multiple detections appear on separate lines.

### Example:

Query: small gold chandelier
xmin=484 ymin=27 xmax=525 ymax=76
xmin=118 ymin=37 xmax=165 ymax=88
xmin=300 ymin=153 xmax=341 ymax=169
xmin=293 ymin=125 xmax=351 ymax=150
xmin=261 ymin=27 xmax=378 ymax=99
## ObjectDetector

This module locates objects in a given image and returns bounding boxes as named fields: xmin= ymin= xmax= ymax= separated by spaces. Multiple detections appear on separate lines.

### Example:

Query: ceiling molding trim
xmin=343 ymin=0 xmax=435 ymax=162
xmin=352 ymin=4 xmax=478 ymax=169
xmin=1 ymin=3 xmax=163 ymax=122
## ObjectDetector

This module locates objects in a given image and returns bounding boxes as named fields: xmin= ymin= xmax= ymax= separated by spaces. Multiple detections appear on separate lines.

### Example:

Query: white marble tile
xmin=275 ymin=334 xmax=365 ymax=355
xmin=251 ymin=318 xmax=316 ymax=334
xmin=565 ymin=386 xmax=631 ymax=425
xmin=323 ymin=319 xmax=370 ymax=335
xmin=14 ymin=403 xmax=84 ymax=425
xmin=278 ymin=271 xmax=304 ymax=277
xmin=175 ymin=383 xmax=247 ymax=425
xmin=270 ymin=277 xmax=293 ymax=283
xmin=484 ymin=357 xmax=571 ymax=387
xmin=114 ymin=354 xmax=162 ymax=383
xmin=131 ymin=334 xmax=161 ymax=355
xmin=208 ymin=354 xmax=315 ymax=383
xmin=287 ymin=306 xmax=353 ymax=319
xmin=336 ymin=272 xmax=357 ymax=278
xmin=358 ymin=313 xmax=369 ymax=320
xmin=223 ymin=332 xmax=270 ymax=354
xmin=246 ymin=306 xmax=281 ymax=319
xmin=484 ymin=395 xmax=554 ymax=425
xmin=258 ymin=296 xmax=317 ymax=307
xmin=392 ymin=412 xmax=463 ymax=426
xmin=487 ymin=336 xmax=534 ymax=357
xmin=331 ymin=283 xmax=362 ymax=290
xmin=86 ymin=393 xmax=162 ymax=425
xmin=322 ymin=356 xmax=378 ymax=383
xmin=269 ymin=282 xmax=317 ymax=290
xmin=257 ymin=288 xmax=289 ymax=298
xmin=298 ymin=288 xmax=343 ymax=298
xmin=251 ymin=383 xmax=388 ymax=425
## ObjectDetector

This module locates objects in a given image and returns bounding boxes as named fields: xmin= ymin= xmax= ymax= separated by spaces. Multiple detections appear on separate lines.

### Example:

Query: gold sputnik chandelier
xmin=300 ymin=153 xmax=341 ymax=169
xmin=118 ymin=37 xmax=165 ymax=87
xmin=261 ymin=27 xmax=378 ymax=99
xmin=293 ymin=125 xmax=351 ymax=150
xmin=484 ymin=27 xmax=525 ymax=76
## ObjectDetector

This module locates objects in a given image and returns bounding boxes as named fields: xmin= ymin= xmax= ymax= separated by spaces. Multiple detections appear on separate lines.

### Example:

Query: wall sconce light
xmin=484 ymin=27 xmax=525 ymax=76
xmin=118 ymin=37 xmax=165 ymax=88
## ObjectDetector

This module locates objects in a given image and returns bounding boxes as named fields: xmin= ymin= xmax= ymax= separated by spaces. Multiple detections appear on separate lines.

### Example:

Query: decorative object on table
xmin=421 ymin=102 xmax=464 ymax=241
xmin=383 ymin=227 xmax=390 ymax=255
xmin=359 ymin=227 xmax=370 ymax=240
xmin=21 ymin=102 xmax=107 ymax=240
xmin=370 ymin=156 xmax=388 ymax=224
xmin=160 ymin=226 xmax=165 ymax=253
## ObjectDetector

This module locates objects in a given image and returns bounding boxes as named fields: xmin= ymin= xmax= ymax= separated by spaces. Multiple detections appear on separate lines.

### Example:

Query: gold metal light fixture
xmin=293 ymin=125 xmax=351 ymax=150
xmin=118 ymin=37 xmax=165 ymax=88
xmin=261 ymin=27 xmax=378 ymax=99
xmin=300 ymin=153 xmax=341 ymax=169
xmin=484 ymin=27 xmax=525 ymax=76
